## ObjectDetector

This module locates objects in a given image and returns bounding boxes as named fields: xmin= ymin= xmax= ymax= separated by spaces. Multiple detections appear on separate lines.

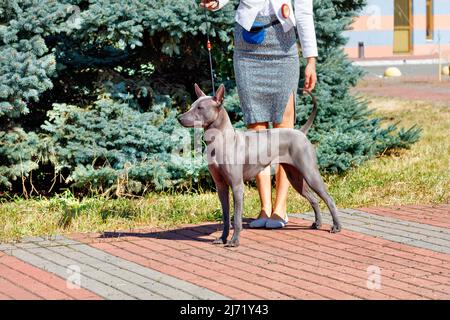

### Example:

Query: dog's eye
xmin=197 ymin=105 xmax=203 ymax=110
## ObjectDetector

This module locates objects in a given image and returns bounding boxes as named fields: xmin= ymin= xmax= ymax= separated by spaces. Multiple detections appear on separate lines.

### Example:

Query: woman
xmin=201 ymin=0 xmax=318 ymax=229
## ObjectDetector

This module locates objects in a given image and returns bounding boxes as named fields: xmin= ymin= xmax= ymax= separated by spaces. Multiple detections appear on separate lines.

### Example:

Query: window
xmin=426 ymin=0 xmax=434 ymax=40
xmin=394 ymin=0 xmax=410 ymax=27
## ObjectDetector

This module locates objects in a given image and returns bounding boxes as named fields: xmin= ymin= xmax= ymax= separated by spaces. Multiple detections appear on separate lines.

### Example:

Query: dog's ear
xmin=194 ymin=83 xmax=206 ymax=98
xmin=214 ymin=84 xmax=225 ymax=105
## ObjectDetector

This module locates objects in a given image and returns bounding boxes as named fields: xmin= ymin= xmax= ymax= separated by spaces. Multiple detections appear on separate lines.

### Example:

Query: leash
xmin=204 ymin=10 xmax=216 ymax=96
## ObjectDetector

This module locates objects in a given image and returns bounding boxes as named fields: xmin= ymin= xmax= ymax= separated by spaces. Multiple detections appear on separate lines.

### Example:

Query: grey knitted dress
xmin=233 ymin=13 xmax=300 ymax=125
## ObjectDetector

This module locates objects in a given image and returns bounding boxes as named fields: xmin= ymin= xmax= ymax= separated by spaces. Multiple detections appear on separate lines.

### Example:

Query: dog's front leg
xmin=226 ymin=182 xmax=244 ymax=247
xmin=213 ymin=185 xmax=230 ymax=245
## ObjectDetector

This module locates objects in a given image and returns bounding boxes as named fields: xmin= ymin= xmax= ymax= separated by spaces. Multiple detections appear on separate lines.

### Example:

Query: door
xmin=394 ymin=0 xmax=412 ymax=54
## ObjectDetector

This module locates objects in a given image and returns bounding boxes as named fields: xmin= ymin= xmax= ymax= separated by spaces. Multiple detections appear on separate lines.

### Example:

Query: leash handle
xmin=204 ymin=10 xmax=216 ymax=96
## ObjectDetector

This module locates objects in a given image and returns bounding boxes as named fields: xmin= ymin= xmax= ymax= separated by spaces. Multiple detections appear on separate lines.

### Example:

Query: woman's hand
xmin=200 ymin=0 xmax=220 ymax=11
xmin=303 ymin=57 xmax=317 ymax=91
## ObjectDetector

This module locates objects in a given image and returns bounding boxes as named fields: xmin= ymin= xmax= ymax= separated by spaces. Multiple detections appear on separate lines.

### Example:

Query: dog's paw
xmin=311 ymin=222 xmax=322 ymax=230
xmin=330 ymin=225 xmax=342 ymax=233
xmin=212 ymin=238 xmax=226 ymax=245
xmin=225 ymin=240 xmax=240 ymax=248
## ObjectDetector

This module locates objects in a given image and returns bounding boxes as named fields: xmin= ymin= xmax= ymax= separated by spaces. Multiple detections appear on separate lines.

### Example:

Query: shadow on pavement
xmin=97 ymin=217 xmax=329 ymax=243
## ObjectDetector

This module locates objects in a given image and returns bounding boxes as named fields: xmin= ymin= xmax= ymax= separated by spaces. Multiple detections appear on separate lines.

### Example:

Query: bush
xmin=41 ymin=95 xmax=210 ymax=195
xmin=0 ymin=0 xmax=75 ymax=118
xmin=0 ymin=0 xmax=421 ymax=196
xmin=0 ymin=128 xmax=39 ymax=192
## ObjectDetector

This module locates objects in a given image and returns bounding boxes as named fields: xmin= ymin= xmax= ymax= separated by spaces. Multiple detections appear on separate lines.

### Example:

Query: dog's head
xmin=178 ymin=84 xmax=225 ymax=128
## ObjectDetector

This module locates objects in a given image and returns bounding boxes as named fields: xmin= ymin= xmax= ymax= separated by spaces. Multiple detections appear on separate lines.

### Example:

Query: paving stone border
xmin=0 ymin=236 xmax=227 ymax=300
xmin=290 ymin=208 xmax=450 ymax=254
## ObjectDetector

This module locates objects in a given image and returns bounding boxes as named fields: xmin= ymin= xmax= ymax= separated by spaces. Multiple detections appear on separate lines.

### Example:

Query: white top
xmin=258 ymin=0 xmax=275 ymax=15
xmin=214 ymin=0 xmax=318 ymax=58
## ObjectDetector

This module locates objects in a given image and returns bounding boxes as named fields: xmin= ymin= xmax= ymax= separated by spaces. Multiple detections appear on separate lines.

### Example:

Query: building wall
xmin=343 ymin=0 xmax=450 ymax=59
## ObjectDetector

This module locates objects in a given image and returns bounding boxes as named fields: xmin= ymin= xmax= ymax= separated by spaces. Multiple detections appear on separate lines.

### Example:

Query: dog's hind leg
xmin=282 ymin=164 xmax=322 ymax=229
xmin=300 ymin=168 xmax=342 ymax=233
xmin=289 ymin=146 xmax=342 ymax=233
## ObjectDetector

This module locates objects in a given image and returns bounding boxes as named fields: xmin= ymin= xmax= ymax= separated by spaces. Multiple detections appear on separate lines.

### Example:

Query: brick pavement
xmin=0 ymin=205 xmax=449 ymax=300
xmin=294 ymin=206 xmax=450 ymax=254
xmin=359 ymin=205 xmax=450 ymax=229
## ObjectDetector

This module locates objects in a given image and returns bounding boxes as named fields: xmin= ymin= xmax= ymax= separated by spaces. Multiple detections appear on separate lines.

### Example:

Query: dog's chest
xmin=206 ymin=135 xmax=245 ymax=166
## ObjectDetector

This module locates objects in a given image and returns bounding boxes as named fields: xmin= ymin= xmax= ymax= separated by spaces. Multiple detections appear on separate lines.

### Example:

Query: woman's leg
xmin=272 ymin=93 xmax=296 ymax=220
xmin=247 ymin=122 xmax=272 ymax=218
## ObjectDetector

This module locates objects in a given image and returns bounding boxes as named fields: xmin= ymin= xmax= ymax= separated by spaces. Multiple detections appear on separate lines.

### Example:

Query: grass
xmin=1 ymin=97 xmax=449 ymax=242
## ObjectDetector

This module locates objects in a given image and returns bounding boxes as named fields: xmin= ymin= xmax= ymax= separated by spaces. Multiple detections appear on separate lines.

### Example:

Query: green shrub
xmin=0 ymin=128 xmax=39 ymax=190
xmin=41 ymin=95 xmax=209 ymax=194
xmin=0 ymin=0 xmax=421 ymax=195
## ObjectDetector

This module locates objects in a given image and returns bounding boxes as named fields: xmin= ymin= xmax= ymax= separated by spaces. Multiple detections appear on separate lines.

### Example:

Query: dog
xmin=178 ymin=84 xmax=341 ymax=247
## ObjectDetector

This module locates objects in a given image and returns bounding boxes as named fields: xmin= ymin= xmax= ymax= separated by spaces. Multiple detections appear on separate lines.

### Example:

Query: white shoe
xmin=249 ymin=217 xmax=268 ymax=229
xmin=265 ymin=216 xmax=289 ymax=229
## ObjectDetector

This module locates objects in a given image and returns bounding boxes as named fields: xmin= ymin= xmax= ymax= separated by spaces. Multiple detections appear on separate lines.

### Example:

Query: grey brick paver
xmin=341 ymin=209 xmax=450 ymax=241
xmin=291 ymin=208 xmax=450 ymax=254
xmin=22 ymin=246 xmax=143 ymax=299
xmin=9 ymin=248 xmax=131 ymax=299
xmin=48 ymin=245 xmax=196 ymax=300
xmin=0 ymin=236 xmax=228 ymax=300
xmin=65 ymin=242 xmax=226 ymax=300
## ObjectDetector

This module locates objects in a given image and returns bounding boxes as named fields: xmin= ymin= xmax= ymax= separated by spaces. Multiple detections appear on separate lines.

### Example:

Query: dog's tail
xmin=299 ymin=90 xmax=318 ymax=134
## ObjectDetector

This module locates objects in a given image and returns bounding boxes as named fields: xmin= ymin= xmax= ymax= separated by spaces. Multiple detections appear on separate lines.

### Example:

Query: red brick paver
xmin=1 ymin=205 xmax=449 ymax=300
xmin=0 ymin=254 xmax=101 ymax=300
xmin=71 ymin=217 xmax=450 ymax=300
xmin=359 ymin=204 xmax=450 ymax=229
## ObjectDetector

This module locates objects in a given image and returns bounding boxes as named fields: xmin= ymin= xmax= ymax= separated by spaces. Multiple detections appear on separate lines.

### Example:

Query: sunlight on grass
xmin=325 ymin=97 xmax=449 ymax=208
xmin=1 ymin=97 xmax=449 ymax=241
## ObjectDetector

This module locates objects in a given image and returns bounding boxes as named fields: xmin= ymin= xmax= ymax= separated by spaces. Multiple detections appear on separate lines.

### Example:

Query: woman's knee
xmin=274 ymin=93 xmax=295 ymax=129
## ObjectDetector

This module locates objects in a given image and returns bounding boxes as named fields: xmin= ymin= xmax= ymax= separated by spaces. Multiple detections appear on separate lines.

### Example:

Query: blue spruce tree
xmin=297 ymin=0 xmax=421 ymax=172
xmin=0 ymin=0 xmax=421 ymax=195
xmin=0 ymin=0 xmax=75 ymax=192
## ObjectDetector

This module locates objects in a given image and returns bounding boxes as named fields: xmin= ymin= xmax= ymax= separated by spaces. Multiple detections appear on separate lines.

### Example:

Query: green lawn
xmin=1 ymin=97 xmax=449 ymax=242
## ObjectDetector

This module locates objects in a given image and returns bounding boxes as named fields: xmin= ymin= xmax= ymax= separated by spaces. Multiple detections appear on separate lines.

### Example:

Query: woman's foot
xmin=265 ymin=213 xmax=288 ymax=229
xmin=249 ymin=209 xmax=271 ymax=229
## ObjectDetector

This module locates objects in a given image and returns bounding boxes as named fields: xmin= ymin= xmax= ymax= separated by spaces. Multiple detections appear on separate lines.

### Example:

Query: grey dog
xmin=178 ymin=84 xmax=341 ymax=247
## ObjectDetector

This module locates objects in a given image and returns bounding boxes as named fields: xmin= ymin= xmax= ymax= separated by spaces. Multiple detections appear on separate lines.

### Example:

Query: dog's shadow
xmin=98 ymin=218 xmax=328 ymax=243
xmin=99 ymin=222 xmax=225 ymax=242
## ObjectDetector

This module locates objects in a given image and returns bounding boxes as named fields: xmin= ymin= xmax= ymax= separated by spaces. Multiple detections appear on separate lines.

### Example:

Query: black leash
xmin=202 ymin=8 xmax=279 ymax=95
xmin=204 ymin=10 xmax=216 ymax=96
